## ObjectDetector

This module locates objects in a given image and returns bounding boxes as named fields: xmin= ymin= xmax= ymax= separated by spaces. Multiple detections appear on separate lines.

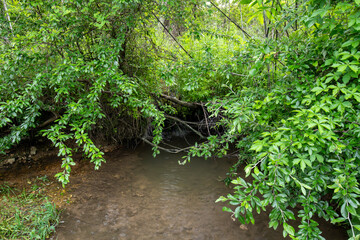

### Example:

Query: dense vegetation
xmin=0 ymin=179 xmax=59 ymax=239
xmin=1 ymin=0 xmax=359 ymax=239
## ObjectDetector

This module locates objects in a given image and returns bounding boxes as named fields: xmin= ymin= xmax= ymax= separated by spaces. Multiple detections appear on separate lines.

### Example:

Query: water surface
xmin=54 ymin=142 xmax=347 ymax=240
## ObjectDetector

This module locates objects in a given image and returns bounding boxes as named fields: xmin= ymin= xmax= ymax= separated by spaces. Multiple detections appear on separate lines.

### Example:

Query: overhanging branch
xmin=160 ymin=94 xmax=202 ymax=108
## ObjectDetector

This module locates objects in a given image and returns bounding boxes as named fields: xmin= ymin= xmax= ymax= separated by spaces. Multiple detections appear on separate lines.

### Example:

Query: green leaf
xmin=341 ymin=203 xmax=348 ymax=218
xmin=283 ymin=222 xmax=295 ymax=236
xmin=250 ymin=141 xmax=263 ymax=152
xmin=300 ymin=160 xmax=306 ymax=172
xmin=245 ymin=165 xmax=252 ymax=177
xmin=304 ymin=159 xmax=312 ymax=167
xmin=331 ymin=217 xmax=346 ymax=223
xmin=354 ymin=94 xmax=360 ymax=102
xmin=234 ymin=207 xmax=241 ymax=218
xmin=240 ymin=0 xmax=253 ymax=4
xmin=311 ymin=87 xmax=324 ymax=95
xmin=347 ymin=205 xmax=357 ymax=215
xmin=349 ymin=65 xmax=359 ymax=73
xmin=325 ymin=59 xmax=333 ymax=66
xmin=223 ymin=206 xmax=233 ymax=213
xmin=301 ymin=185 xmax=306 ymax=195
xmin=254 ymin=166 xmax=260 ymax=175
xmin=338 ymin=65 xmax=348 ymax=72
xmin=249 ymin=68 xmax=257 ymax=76
xmin=316 ymin=154 xmax=324 ymax=163
xmin=354 ymin=225 xmax=360 ymax=231
xmin=216 ymin=196 xmax=227 ymax=203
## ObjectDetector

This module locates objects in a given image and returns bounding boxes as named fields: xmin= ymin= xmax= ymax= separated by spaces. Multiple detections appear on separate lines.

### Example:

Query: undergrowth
xmin=0 ymin=177 xmax=59 ymax=240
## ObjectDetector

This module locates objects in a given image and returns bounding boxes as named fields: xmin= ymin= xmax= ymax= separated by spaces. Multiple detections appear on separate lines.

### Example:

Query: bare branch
xmin=165 ymin=114 xmax=206 ymax=139
xmin=37 ymin=112 xmax=60 ymax=129
xmin=201 ymin=104 xmax=211 ymax=136
xmin=141 ymin=137 xmax=191 ymax=154
xmin=230 ymin=72 xmax=247 ymax=77
xmin=2 ymin=0 xmax=13 ymax=34
xmin=160 ymin=93 xmax=202 ymax=108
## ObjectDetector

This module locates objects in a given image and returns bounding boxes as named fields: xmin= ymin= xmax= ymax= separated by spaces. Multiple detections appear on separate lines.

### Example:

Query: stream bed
xmin=53 ymin=142 xmax=347 ymax=240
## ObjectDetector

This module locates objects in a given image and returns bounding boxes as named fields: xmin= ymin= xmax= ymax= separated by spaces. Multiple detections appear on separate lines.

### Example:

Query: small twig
xmin=230 ymin=72 xmax=247 ymax=77
xmin=141 ymin=138 xmax=190 ymax=154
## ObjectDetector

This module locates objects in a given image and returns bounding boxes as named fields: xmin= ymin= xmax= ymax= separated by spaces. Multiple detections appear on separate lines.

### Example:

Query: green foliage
xmin=0 ymin=182 xmax=59 ymax=240
xmin=177 ymin=0 xmax=360 ymax=239
xmin=0 ymin=0 xmax=166 ymax=186
xmin=1 ymin=0 xmax=360 ymax=238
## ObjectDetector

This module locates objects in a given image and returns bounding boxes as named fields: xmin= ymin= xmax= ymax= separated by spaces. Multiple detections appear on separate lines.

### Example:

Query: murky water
xmin=54 ymin=142 xmax=347 ymax=240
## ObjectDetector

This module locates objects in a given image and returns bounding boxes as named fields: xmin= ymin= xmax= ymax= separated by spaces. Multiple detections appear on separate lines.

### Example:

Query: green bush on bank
xmin=182 ymin=1 xmax=360 ymax=239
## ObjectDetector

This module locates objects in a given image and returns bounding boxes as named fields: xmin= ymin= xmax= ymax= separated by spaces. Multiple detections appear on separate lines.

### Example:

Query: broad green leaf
xmin=338 ymin=65 xmax=348 ymax=72
xmin=283 ymin=222 xmax=295 ymax=236
xmin=349 ymin=65 xmax=359 ymax=73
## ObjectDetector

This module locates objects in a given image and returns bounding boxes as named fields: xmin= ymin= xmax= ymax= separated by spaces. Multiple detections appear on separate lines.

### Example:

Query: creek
xmin=53 ymin=138 xmax=347 ymax=240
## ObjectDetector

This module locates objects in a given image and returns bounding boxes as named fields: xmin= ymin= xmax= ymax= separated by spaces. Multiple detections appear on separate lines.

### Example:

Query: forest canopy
xmin=1 ymin=0 xmax=360 ymax=239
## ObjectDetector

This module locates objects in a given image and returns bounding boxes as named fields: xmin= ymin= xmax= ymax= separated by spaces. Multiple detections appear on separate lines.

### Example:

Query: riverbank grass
xmin=0 ymin=179 xmax=59 ymax=240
